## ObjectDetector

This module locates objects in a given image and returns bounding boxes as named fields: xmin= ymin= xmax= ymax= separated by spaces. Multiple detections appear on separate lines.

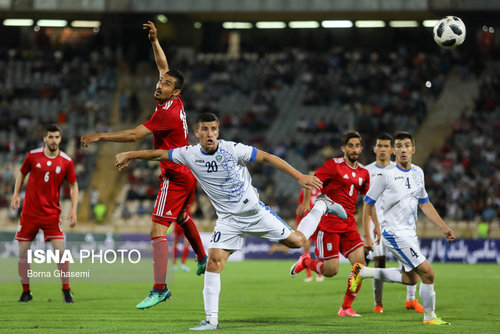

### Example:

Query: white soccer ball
xmin=433 ymin=16 xmax=466 ymax=49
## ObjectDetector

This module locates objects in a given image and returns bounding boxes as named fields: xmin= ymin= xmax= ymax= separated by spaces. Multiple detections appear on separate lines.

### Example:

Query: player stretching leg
xmin=364 ymin=134 xmax=423 ymax=313
xmin=12 ymin=124 xmax=79 ymax=303
xmin=115 ymin=113 xmax=347 ymax=330
xmin=81 ymin=21 xmax=207 ymax=309
xmin=290 ymin=131 xmax=370 ymax=317
xmin=352 ymin=132 xmax=455 ymax=325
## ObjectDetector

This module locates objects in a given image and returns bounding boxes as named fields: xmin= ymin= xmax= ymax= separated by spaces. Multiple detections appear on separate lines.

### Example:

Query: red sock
xmin=306 ymin=268 xmax=312 ymax=278
xmin=18 ymin=256 xmax=30 ymax=289
xmin=151 ymin=236 xmax=168 ymax=290
xmin=304 ymin=257 xmax=324 ymax=275
xmin=57 ymin=261 xmax=70 ymax=290
xmin=181 ymin=243 xmax=189 ymax=264
xmin=180 ymin=215 xmax=206 ymax=261
xmin=342 ymin=271 xmax=362 ymax=309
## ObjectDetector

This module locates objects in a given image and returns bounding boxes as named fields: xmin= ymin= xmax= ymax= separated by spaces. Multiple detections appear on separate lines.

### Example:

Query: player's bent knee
xmin=280 ymin=233 xmax=305 ymax=248
xmin=322 ymin=267 xmax=338 ymax=277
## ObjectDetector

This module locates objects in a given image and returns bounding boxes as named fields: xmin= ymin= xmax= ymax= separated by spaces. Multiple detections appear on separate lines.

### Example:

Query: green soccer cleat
xmin=136 ymin=287 xmax=171 ymax=309
xmin=349 ymin=263 xmax=364 ymax=293
xmin=423 ymin=317 xmax=451 ymax=325
xmin=196 ymin=256 xmax=207 ymax=276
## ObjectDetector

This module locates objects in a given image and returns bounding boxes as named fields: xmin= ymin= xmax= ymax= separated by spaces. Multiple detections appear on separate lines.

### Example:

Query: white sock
xmin=373 ymin=278 xmax=384 ymax=306
xmin=407 ymin=284 xmax=417 ymax=301
xmin=297 ymin=203 xmax=325 ymax=240
xmin=204 ymin=272 xmax=220 ymax=325
xmin=370 ymin=267 xmax=403 ymax=283
xmin=420 ymin=282 xmax=436 ymax=321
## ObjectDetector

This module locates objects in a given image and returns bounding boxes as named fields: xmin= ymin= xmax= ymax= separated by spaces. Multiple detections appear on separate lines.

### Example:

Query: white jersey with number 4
xmin=364 ymin=163 xmax=429 ymax=238
xmin=365 ymin=161 xmax=394 ymax=230
xmin=169 ymin=140 xmax=259 ymax=217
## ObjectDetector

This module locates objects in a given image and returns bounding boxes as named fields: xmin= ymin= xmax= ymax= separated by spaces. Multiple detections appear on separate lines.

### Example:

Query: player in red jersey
xmin=80 ymin=21 xmax=207 ymax=309
xmin=295 ymin=172 xmax=323 ymax=282
xmin=290 ymin=131 xmax=370 ymax=317
xmin=11 ymin=124 xmax=79 ymax=303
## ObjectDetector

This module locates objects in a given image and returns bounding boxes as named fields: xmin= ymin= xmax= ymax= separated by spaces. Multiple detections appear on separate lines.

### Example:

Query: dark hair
xmin=341 ymin=131 xmax=362 ymax=146
xmin=195 ymin=113 xmax=219 ymax=128
xmin=166 ymin=68 xmax=184 ymax=90
xmin=376 ymin=133 xmax=393 ymax=144
xmin=393 ymin=131 xmax=414 ymax=145
xmin=46 ymin=124 xmax=62 ymax=135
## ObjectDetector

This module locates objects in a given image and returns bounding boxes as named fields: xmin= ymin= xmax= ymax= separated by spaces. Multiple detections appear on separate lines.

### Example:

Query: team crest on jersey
xmin=216 ymin=155 xmax=222 ymax=162
xmin=55 ymin=166 xmax=61 ymax=174
xmin=412 ymin=173 xmax=417 ymax=180
xmin=352 ymin=172 xmax=356 ymax=177
xmin=47 ymin=161 xmax=52 ymax=166
xmin=358 ymin=177 xmax=363 ymax=186
xmin=327 ymin=243 xmax=332 ymax=251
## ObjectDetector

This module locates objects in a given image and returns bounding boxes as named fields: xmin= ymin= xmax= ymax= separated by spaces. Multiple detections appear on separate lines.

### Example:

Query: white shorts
xmin=209 ymin=201 xmax=292 ymax=251
xmin=366 ymin=240 xmax=387 ymax=260
xmin=382 ymin=230 xmax=426 ymax=272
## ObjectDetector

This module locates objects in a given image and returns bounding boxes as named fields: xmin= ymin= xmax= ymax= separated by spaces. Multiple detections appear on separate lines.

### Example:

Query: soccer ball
xmin=433 ymin=16 xmax=466 ymax=49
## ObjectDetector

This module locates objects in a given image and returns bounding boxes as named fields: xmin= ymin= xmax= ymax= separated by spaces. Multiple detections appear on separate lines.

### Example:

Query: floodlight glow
xmin=255 ymin=21 xmax=286 ymax=29
xmin=423 ymin=20 xmax=439 ymax=28
xmin=355 ymin=20 xmax=386 ymax=28
xmin=36 ymin=19 xmax=67 ymax=27
xmin=71 ymin=20 xmax=101 ymax=28
xmin=321 ymin=20 xmax=353 ymax=28
xmin=389 ymin=20 xmax=419 ymax=28
xmin=3 ymin=19 xmax=33 ymax=26
xmin=222 ymin=22 xmax=252 ymax=29
xmin=289 ymin=21 xmax=319 ymax=29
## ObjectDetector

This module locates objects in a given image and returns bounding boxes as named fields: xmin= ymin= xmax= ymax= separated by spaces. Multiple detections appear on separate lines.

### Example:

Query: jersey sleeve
xmin=417 ymin=168 xmax=429 ymax=203
xmin=233 ymin=142 xmax=257 ymax=162
xmin=143 ymin=108 xmax=174 ymax=132
xmin=360 ymin=170 xmax=370 ymax=195
xmin=168 ymin=146 xmax=189 ymax=166
xmin=19 ymin=153 xmax=32 ymax=174
xmin=315 ymin=160 xmax=334 ymax=183
xmin=65 ymin=161 xmax=77 ymax=184
xmin=364 ymin=171 xmax=387 ymax=205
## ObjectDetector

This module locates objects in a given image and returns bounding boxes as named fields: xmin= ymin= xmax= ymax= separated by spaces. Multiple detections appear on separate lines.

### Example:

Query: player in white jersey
xmin=114 ymin=112 xmax=347 ymax=330
xmin=349 ymin=132 xmax=455 ymax=325
xmin=364 ymin=134 xmax=423 ymax=314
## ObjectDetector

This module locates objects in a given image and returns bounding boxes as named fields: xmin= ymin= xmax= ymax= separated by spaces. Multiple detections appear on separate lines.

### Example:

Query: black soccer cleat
xmin=19 ymin=291 xmax=33 ymax=302
xmin=62 ymin=289 xmax=74 ymax=303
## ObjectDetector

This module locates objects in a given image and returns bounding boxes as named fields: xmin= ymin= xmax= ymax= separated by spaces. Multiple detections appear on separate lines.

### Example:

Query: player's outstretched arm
xmin=115 ymin=149 xmax=170 ymax=171
xmin=419 ymin=201 xmax=455 ymax=242
xmin=10 ymin=172 xmax=27 ymax=211
xmin=68 ymin=182 xmax=79 ymax=228
xmin=296 ymin=189 xmax=311 ymax=216
xmin=81 ymin=125 xmax=152 ymax=147
xmin=143 ymin=20 xmax=169 ymax=76
xmin=362 ymin=202 xmax=375 ymax=251
xmin=254 ymin=150 xmax=322 ymax=191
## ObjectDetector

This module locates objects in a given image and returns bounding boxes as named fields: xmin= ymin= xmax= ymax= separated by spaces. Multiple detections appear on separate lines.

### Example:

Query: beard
xmin=347 ymin=153 xmax=358 ymax=164
xmin=47 ymin=144 xmax=59 ymax=152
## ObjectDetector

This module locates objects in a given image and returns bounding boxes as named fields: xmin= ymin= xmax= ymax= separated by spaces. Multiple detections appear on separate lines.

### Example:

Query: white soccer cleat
xmin=189 ymin=320 xmax=219 ymax=331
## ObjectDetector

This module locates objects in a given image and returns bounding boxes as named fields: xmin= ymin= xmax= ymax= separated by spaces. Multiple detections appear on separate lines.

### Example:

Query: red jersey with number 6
xmin=20 ymin=147 xmax=76 ymax=220
xmin=316 ymin=157 xmax=369 ymax=233
xmin=143 ymin=96 xmax=191 ymax=180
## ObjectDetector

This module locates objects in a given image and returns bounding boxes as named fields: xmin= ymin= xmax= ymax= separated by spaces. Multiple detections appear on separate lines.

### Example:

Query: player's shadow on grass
xmin=224 ymin=317 xmax=332 ymax=327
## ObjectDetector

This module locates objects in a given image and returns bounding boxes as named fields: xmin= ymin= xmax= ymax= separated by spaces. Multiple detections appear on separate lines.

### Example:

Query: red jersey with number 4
xmin=316 ymin=157 xmax=369 ymax=233
xmin=20 ymin=147 xmax=76 ymax=220
xmin=143 ymin=96 xmax=191 ymax=179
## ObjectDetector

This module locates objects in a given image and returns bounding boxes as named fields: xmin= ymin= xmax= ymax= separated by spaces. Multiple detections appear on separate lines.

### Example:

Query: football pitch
xmin=0 ymin=261 xmax=499 ymax=333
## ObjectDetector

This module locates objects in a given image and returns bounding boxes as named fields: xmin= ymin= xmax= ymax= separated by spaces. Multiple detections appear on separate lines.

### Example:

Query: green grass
xmin=0 ymin=261 xmax=499 ymax=333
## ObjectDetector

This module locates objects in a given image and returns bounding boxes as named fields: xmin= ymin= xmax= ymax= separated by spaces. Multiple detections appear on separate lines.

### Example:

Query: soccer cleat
xmin=315 ymin=275 xmax=324 ymax=282
xmin=338 ymin=307 xmax=361 ymax=317
xmin=62 ymin=289 xmax=74 ymax=303
xmin=179 ymin=264 xmax=191 ymax=272
xmin=18 ymin=291 xmax=33 ymax=302
xmin=349 ymin=263 xmax=364 ymax=293
xmin=189 ymin=320 xmax=219 ymax=330
xmin=315 ymin=194 xmax=347 ymax=220
xmin=304 ymin=276 xmax=313 ymax=283
xmin=423 ymin=317 xmax=450 ymax=325
xmin=373 ymin=305 xmax=384 ymax=313
xmin=136 ymin=287 xmax=172 ymax=309
xmin=196 ymin=256 xmax=207 ymax=276
xmin=290 ymin=253 xmax=310 ymax=277
xmin=405 ymin=299 xmax=424 ymax=313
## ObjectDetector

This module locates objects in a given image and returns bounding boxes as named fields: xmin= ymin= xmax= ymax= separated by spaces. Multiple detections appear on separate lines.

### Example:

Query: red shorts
xmin=152 ymin=173 xmax=197 ymax=226
xmin=315 ymin=230 xmax=363 ymax=260
xmin=15 ymin=214 xmax=64 ymax=242
xmin=173 ymin=222 xmax=184 ymax=238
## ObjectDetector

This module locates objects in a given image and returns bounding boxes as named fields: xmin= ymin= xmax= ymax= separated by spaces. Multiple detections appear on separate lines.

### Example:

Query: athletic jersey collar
xmin=396 ymin=164 xmax=411 ymax=172
xmin=43 ymin=147 xmax=59 ymax=159
xmin=199 ymin=143 xmax=219 ymax=156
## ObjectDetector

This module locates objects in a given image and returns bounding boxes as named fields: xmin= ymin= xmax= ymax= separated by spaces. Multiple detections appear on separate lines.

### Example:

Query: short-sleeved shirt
xmin=169 ymin=140 xmax=258 ymax=217
xmin=365 ymin=161 xmax=394 ymax=232
xmin=20 ymin=147 xmax=76 ymax=220
xmin=364 ymin=163 xmax=429 ymax=237
xmin=143 ymin=96 xmax=191 ymax=179
xmin=315 ymin=157 xmax=370 ymax=233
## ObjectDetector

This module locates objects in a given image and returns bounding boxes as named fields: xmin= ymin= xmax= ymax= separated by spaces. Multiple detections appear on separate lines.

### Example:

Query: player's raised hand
xmin=68 ymin=210 xmax=77 ymax=228
xmin=80 ymin=134 xmax=101 ymax=147
xmin=10 ymin=195 xmax=20 ymax=211
xmin=296 ymin=201 xmax=311 ymax=217
xmin=443 ymin=226 xmax=455 ymax=242
xmin=299 ymin=175 xmax=322 ymax=191
xmin=115 ymin=152 xmax=130 ymax=171
xmin=143 ymin=21 xmax=157 ymax=41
